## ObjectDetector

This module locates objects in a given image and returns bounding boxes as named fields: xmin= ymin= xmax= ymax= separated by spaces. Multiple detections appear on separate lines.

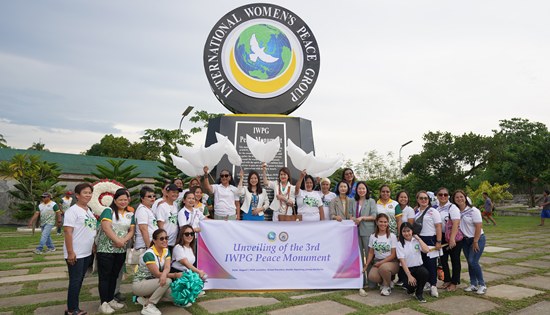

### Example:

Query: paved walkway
xmin=0 ymin=227 xmax=549 ymax=314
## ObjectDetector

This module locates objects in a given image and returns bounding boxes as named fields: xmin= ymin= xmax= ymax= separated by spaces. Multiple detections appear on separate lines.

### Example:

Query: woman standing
xmin=317 ymin=178 xmax=336 ymax=221
xmin=203 ymin=167 xmax=240 ymax=220
xmin=133 ymin=229 xmax=182 ymax=315
xmin=238 ymin=169 xmax=270 ymax=221
xmin=396 ymin=191 xmax=415 ymax=230
xmin=295 ymin=171 xmax=324 ymax=221
xmin=334 ymin=168 xmax=358 ymax=198
xmin=63 ymin=183 xmax=97 ymax=315
xmin=376 ymin=185 xmax=401 ymax=234
xmin=134 ymin=186 xmax=158 ymax=251
xmin=396 ymin=222 xmax=430 ymax=303
xmin=414 ymin=191 xmax=442 ymax=298
xmin=453 ymin=190 xmax=487 ymax=294
xmin=262 ymin=163 xmax=295 ymax=222
xmin=365 ymin=213 xmax=399 ymax=296
xmin=330 ymin=181 xmax=354 ymax=221
xmin=96 ymin=189 xmax=135 ymax=314
xmin=178 ymin=191 xmax=207 ymax=231
xmin=435 ymin=187 xmax=462 ymax=291
xmin=352 ymin=181 xmax=377 ymax=296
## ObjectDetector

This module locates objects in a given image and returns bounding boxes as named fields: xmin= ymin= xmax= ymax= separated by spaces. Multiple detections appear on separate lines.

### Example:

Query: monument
xmin=203 ymin=3 xmax=320 ymax=185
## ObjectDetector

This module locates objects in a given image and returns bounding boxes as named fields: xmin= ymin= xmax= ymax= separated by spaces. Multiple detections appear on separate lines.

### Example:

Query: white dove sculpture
xmin=174 ymin=141 xmax=227 ymax=176
xmin=215 ymin=132 xmax=242 ymax=166
xmin=246 ymin=134 xmax=280 ymax=164
xmin=286 ymin=139 xmax=343 ymax=178
xmin=249 ymin=34 xmax=279 ymax=63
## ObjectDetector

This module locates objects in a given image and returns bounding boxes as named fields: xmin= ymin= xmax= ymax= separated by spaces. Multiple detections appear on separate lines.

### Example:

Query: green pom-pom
xmin=171 ymin=270 xmax=204 ymax=306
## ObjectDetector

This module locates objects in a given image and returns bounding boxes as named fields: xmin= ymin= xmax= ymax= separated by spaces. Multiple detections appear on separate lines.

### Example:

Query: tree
xmin=352 ymin=150 xmax=400 ymax=183
xmin=0 ymin=134 xmax=8 ymax=148
xmin=139 ymin=128 xmax=192 ymax=159
xmin=486 ymin=118 xmax=550 ymax=206
xmin=85 ymin=134 xmax=133 ymax=158
xmin=28 ymin=141 xmax=49 ymax=151
xmin=402 ymin=131 xmax=491 ymax=193
xmin=84 ymin=159 xmax=144 ymax=205
xmin=465 ymin=181 xmax=513 ymax=209
xmin=0 ymin=154 xmax=65 ymax=219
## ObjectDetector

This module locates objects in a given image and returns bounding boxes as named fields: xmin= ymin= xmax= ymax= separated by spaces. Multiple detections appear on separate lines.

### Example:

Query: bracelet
xmin=436 ymin=240 xmax=442 ymax=243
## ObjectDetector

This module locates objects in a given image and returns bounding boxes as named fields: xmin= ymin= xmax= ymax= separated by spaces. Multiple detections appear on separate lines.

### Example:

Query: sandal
xmin=65 ymin=310 xmax=87 ymax=315
xmin=446 ymin=284 xmax=457 ymax=292
xmin=438 ymin=282 xmax=451 ymax=289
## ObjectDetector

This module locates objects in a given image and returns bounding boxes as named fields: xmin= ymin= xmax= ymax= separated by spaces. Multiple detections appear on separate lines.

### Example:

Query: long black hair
xmin=109 ymin=188 xmax=130 ymax=220
xmin=354 ymin=181 xmax=371 ymax=200
xmin=176 ymin=225 xmax=196 ymax=255
xmin=247 ymin=170 xmax=263 ymax=194
xmin=398 ymin=222 xmax=414 ymax=247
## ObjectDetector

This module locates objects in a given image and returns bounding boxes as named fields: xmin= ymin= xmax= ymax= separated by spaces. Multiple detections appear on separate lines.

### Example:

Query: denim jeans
xmin=66 ymin=254 xmax=93 ymax=312
xmin=37 ymin=224 xmax=55 ymax=251
xmin=463 ymin=234 xmax=486 ymax=286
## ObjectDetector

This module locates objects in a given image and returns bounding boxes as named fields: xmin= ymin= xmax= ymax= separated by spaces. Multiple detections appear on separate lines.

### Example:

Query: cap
xmin=41 ymin=192 xmax=51 ymax=198
xmin=65 ymin=191 xmax=73 ymax=195
xmin=166 ymin=184 xmax=182 ymax=192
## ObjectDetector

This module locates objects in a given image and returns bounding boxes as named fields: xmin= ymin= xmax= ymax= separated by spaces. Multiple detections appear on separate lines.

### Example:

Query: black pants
xmin=97 ymin=252 xmax=126 ymax=303
xmin=420 ymin=235 xmax=438 ymax=286
xmin=404 ymin=265 xmax=429 ymax=298
xmin=440 ymin=235 xmax=463 ymax=284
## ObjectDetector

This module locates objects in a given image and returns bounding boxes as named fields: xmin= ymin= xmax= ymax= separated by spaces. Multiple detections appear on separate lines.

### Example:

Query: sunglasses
xmin=438 ymin=193 xmax=449 ymax=197
xmin=157 ymin=236 xmax=168 ymax=241
xmin=145 ymin=195 xmax=156 ymax=199
xmin=184 ymin=232 xmax=195 ymax=237
xmin=418 ymin=196 xmax=429 ymax=200
xmin=220 ymin=174 xmax=230 ymax=178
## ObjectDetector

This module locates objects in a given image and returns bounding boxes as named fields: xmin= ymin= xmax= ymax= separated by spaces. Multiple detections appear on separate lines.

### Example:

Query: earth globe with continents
xmin=234 ymin=24 xmax=292 ymax=80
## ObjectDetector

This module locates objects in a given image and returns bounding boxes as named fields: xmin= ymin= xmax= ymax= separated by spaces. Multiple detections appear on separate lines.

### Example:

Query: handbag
xmin=412 ymin=208 xmax=429 ymax=235
xmin=444 ymin=214 xmax=464 ymax=242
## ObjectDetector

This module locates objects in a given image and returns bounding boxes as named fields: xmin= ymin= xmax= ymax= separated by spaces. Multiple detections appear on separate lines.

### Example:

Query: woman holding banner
xmin=295 ymin=170 xmax=324 ymax=221
xmin=318 ymin=178 xmax=336 ymax=221
xmin=330 ymin=181 xmax=354 ymax=221
xmin=262 ymin=163 xmax=295 ymax=222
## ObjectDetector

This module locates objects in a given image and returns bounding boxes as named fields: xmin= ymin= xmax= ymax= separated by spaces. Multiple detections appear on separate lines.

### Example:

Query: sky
xmin=0 ymin=0 xmax=549 ymax=165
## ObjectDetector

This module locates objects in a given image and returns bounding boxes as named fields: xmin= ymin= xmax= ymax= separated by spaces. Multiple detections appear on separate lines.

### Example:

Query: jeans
xmin=37 ymin=224 xmax=55 ymax=251
xmin=420 ymin=235 xmax=438 ymax=286
xmin=440 ymin=236 xmax=463 ymax=284
xmin=97 ymin=252 xmax=126 ymax=303
xmin=463 ymin=234 xmax=486 ymax=286
xmin=66 ymin=254 xmax=93 ymax=312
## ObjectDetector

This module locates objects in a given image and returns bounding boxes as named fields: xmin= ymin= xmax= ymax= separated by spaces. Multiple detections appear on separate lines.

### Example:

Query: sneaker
xmin=380 ymin=286 xmax=391 ymax=296
xmin=141 ymin=303 xmax=161 ymax=315
xmin=134 ymin=296 xmax=147 ymax=306
xmin=464 ymin=284 xmax=478 ymax=292
xmin=184 ymin=303 xmax=192 ymax=307
xmin=415 ymin=294 xmax=427 ymax=303
xmin=33 ymin=249 xmax=43 ymax=255
xmin=198 ymin=290 xmax=206 ymax=297
xmin=395 ymin=280 xmax=404 ymax=287
xmin=98 ymin=301 xmax=115 ymax=314
xmin=476 ymin=285 xmax=487 ymax=295
xmin=108 ymin=299 xmax=124 ymax=310
xmin=46 ymin=248 xmax=56 ymax=253
xmin=57 ymin=232 xmax=62 ymax=236
xmin=423 ymin=282 xmax=431 ymax=291
xmin=390 ymin=281 xmax=395 ymax=289
xmin=114 ymin=292 xmax=126 ymax=302
xmin=430 ymin=285 xmax=439 ymax=298
xmin=358 ymin=288 xmax=368 ymax=296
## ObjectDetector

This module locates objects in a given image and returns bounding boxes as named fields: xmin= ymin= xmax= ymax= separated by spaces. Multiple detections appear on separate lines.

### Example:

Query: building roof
xmin=0 ymin=148 xmax=161 ymax=178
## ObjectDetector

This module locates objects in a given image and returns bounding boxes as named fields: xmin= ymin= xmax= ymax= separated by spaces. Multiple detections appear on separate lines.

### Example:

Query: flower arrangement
xmin=89 ymin=179 xmax=125 ymax=216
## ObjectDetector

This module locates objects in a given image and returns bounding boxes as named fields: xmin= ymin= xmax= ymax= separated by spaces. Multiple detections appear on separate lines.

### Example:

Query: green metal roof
xmin=0 ymin=148 xmax=161 ymax=178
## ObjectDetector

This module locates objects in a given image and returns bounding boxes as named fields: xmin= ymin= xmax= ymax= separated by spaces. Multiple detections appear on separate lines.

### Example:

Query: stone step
xmin=0 ymin=271 xmax=66 ymax=285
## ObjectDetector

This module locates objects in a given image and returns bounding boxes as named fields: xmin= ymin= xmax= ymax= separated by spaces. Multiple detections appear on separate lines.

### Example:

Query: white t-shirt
xmin=396 ymin=238 xmax=424 ymax=267
xmin=212 ymin=184 xmax=239 ymax=216
xmin=369 ymin=233 xmax=398 ymax=260
xmin=460 ymin=207 xmax=485 ymax=238
xmin=152 ymin=197 xmax=165 ymax=218
xmin=318 ymin=191 xmax=336 ymax=221
xmin=63 ymin=204 xmax=97 ymax=259
xmin=178 ymin=207 xmax=206 ymax=230
xmin=156 ymin=202 xmax=178 ymax=246
xmin=400 ymin=206 xmax=416 ymax=224
xmin=171 ymin=244 xmax=195 ymax=272
xmin=296 ymin=190 xmax=323 ymax=221
xmin=437 ymin=202 xmax=461 ymax=227
xmin=134 ymin=204 xmax=158 ymax=249
xmin=415 ymin=207 xmax=442 ymax=236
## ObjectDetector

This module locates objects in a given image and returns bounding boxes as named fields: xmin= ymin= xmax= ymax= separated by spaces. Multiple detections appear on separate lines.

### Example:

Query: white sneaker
xmin=464 ymin=284 xmax=478 ymax=292
xmin=430 ymin=285 xmax=439 ymax=298
xmin=98 ymin=301 xmax=115 ymax=314
xmin=358 ymin=288 xmax=368 ymax=296
xmin=423 ymin=282 xmax=431 ymax=291
xmin=390 ymin=281 xmax=395 ymax=289
xmin=476 ymin=285 xmax=487 ymax=295
xmin=380 ymin=286 xmax=391 ymax=296
xmin=135 ymin=296 xmax=147 ymax=306
xmin=198 ymin=290 xmax=206 ymax=297
xmin=108 ymin=299 xmax=125 ymax=310
xmin=141 ymin=304 xmax=161 ymax=315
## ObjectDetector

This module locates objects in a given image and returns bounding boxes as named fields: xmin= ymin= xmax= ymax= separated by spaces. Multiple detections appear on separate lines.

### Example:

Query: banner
xmin=197 ymin=220 xmax=363 ymax=290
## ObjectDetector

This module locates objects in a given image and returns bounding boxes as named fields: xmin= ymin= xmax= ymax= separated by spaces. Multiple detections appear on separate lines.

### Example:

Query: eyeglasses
xmin=418 ymin=196 xmax=429 ymax=200
xmin=145 ymin=195 xmax=156 ymax=199
xmin=344 ymin=172 xmax=353 ymax=175
xmin=220 ymin=174 xmax=230 ymax=178
xmin=183 ymin=232 xmax=195 ymax=237
xmin=381 ymin=191 xmax=390 ymax=193
xmin=438 ymin=193 xmax=449 ymax=197
xmin=158 ymin=236 xmax=168 ymax=241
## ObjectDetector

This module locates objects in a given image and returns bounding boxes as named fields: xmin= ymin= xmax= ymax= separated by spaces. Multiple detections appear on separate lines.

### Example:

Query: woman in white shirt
xmin=317 ymin=178 xmax=336 ymax=221
xmin=453 ymin=190 xmax=487 ymax=295
xmin=238 ymin=169 xmax=270 ymax=221
xmin=395 ymin=191 xmax=415 ymax=230
xmin=262 ymin=163 xmax=295 ymax=221
xmin=294 ymin=170 xmax=324 ymax=221
xmin=134 ymin=186 xmax=158 ymax=250
xmin=177 ymin=191 xmax=207 ymax=231
xmin=414 ymin=190 xmax=442 ymax=298
xmin=397 ymin=222 xmax=430 ymax=303
xmin=203 ymin=167 xmax=240 ymax=220
xmin=364 ymin=213 xmax=399 ymax=296
xmin=436 ymin=187 xmax=462 ymax=292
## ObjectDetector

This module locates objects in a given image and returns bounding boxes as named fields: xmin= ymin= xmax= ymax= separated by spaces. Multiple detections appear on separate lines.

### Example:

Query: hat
xmin=65 ymin=191 xmax=73 ymax=195
xmin=166 ymin=184 xmax=182 ymax=192
xmin=41 ymin=192 xmax=51 ymax=198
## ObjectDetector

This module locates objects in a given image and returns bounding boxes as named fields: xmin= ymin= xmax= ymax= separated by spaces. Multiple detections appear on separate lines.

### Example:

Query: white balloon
xmin=287 ymin=139 xmax=315 ymax=171
xmin=286 ymin=139 xmax=344 ymax=178
xmin=246 ymin=135 xmax=280 ymax=164
xmin=171 ymin=154 xmax=203 ymax=177
xmin=202 ymin=142 xmax=226 ymax=170
xmin=216 ymin=132 xmax=242 ymax=166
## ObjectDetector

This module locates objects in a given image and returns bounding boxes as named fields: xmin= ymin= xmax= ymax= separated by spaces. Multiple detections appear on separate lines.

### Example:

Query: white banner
xmin=197 ymin=220 xmax=363 ymax=290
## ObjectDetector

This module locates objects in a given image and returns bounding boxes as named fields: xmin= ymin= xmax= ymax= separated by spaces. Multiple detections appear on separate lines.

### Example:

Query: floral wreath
xmin=89 ymin=179 xmax=125 ymax=217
